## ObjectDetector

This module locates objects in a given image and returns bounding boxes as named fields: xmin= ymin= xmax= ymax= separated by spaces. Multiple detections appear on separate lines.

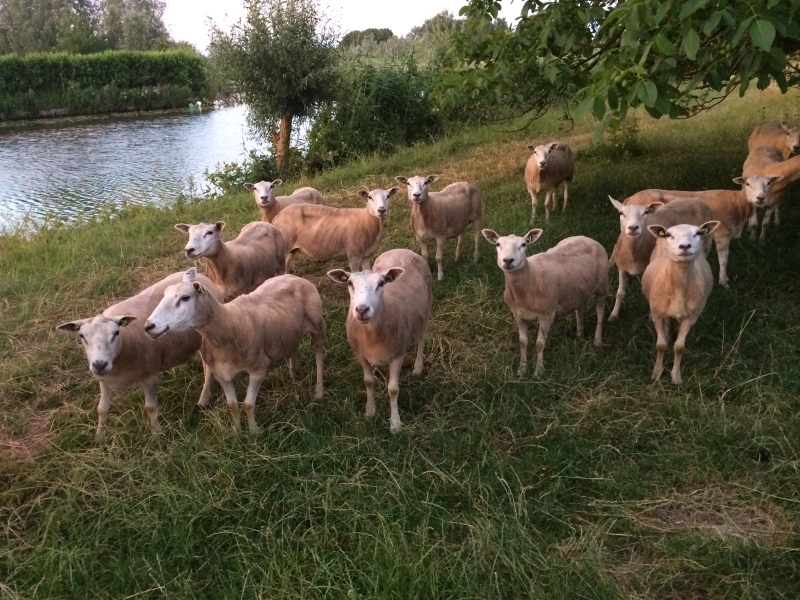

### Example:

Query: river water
xmin=0 ymin=105 xmax=267 ymax=230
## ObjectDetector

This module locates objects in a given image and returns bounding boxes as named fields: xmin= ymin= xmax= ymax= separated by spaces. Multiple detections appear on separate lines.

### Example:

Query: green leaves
xmin=750 ymin=20 xmax=776 ymax=51
xmin=682 ymin=28 xmax=700 ymax=60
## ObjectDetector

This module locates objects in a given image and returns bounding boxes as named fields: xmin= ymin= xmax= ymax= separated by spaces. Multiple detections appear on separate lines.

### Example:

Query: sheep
xmin=748 ymin=122 xmax=800 ymax=160
xmin=144 ymin=270 xmax=325 ymax=435
xmin=243 ymin=180 xmax=325 ymax=223
xmin=742 ymin=146 xmax=800 ymax=241
xmin=641 ymin=221 xmax=720 ymax=385
xmin=637 ymin=176 xmax=782 ymax=286
xmin=482 ymin=229 xmax=607 ymax=376
xmin=272 ymin=187 xmax=397 ymax=273
xmin=524 ymin=142 xmax=575 ymax=221
xmin=608 ymin=198 xmax=715 ymax=318
xmin=393 ymin=174 xmax=483 ymax=281
xmin=327 ymin=248 xmax=432 ymax=433
xmin=56 ymin=268 xmax=223 ymax=438
xmin=174 ymin=220 xmax=285 ymax=300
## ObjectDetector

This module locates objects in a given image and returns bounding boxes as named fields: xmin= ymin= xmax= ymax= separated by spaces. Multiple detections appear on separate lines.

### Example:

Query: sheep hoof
xmin=608 ymin=313 xmax=619 ymax=321
xmin=390 ymin=423 xmax=402 ymax=434
xmin=248 ymin=425 xmax=261 ymax=435
xmin=651 ymin=371 xmax=661 ymax=382
xmin=437 ymin=272 xmax=444 ymax=281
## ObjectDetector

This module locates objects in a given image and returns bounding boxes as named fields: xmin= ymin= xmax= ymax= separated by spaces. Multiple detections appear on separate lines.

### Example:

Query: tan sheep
xmin=394 ymin=174 xmax=483 ymax=281
xmin=524 ymin=142 xmax=575 ymax=221
xmin=243 ymin=180 xmax=325 ymax=223
xmin=482 ymin=229 xmax=607 ymax=376
xmin=272 ymin=187 xmax=397 ymax=273
xmin=144 ymin=270 xmax=325 ymax=435
xmin=742 ymin=146 xmax=800 ymax=241
xmin=642 ymin=221 xmax=720 ymax=385
xmin=327 ymin=248 xmax=432 ymax=433
xmin=174 ymin=220 xmax=285 ymax=300
xmin=748 ymin=122 xmax=800 ymax=160
xmin=56 ymin=268 xmax=223 ymax=437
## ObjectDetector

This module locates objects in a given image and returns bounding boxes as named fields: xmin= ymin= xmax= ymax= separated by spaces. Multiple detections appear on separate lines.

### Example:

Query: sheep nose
xmin=92 ymin=360 xmax=109 ymax=373
xmin=503 ymin=257 xmax=515 ymax=267
xmin=678 ymin=244 xmax=692 ymax=251
xmin=377 ymin=207 xmax=387 ymax=215
xmin=413 ymin=193 xmax=421 ymax=199
xmin=628 ymin=225 xmax=639 ymax=232
xmin=260 ymin=196 xmax=268 ymax=201
xmin=144 ymin=322 xmax=156 ymax=333
xmin=355 ymin=305 xmax=369 ymax=318
xmin=186 ymin=247 xmax=195 ymax=254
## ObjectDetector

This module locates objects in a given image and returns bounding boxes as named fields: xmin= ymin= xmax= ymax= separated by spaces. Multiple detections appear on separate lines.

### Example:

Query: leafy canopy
xmin=437 ymin=0 xmax=800 ymax=136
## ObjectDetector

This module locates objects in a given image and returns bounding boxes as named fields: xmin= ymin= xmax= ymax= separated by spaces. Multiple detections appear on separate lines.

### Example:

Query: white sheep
xmin=742 ymin=146 xmax=800 ymax=241
xmin=482 ymin=229 xmax=607 ymax=375
xmin=642 ymin=221 xmax=720 ymax=385
xmin=56 ymin=269 xmax=223 ymax=437
xmin=394 ymin=174 xmax=483 ymax=281
xmin=144 ymin=270 xmax=325 ymax=435
xmin=272 ymin=187 xmax=397 ymax=273
xmin=174 ymin=220 xmax=285 ymax=300
xmin=327 ymin=248 xmax=432 ymax=433
xmin=524 ymin=142 xmax=575 ymax=221
xmin=243 ymin=180 xmax=325 ymax=223
xmin=608 ymin=197 xmax=716 ymax=318
xmin=748 ymin=122 xmax=800 ymax=160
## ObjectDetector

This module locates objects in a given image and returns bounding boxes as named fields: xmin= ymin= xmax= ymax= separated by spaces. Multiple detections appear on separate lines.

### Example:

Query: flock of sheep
xmin=57 ymin=120 xmax=800 ymax=437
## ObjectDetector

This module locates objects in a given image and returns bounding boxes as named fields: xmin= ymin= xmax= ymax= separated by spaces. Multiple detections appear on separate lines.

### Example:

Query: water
xmin=0 ymin=105 xmax=267 ymax=229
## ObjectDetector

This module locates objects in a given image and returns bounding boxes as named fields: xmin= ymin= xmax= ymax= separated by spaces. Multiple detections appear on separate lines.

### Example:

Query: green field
xmin=1 ymin=89 xmax=799 ymax=599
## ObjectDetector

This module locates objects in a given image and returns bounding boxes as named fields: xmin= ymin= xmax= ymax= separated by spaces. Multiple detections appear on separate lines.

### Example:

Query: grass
xmin=1 ymin=89 xmax=800 ymax=599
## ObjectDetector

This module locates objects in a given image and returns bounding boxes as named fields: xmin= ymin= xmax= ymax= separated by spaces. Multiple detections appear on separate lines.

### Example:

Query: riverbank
xmin=1 ymin=90 xmax=799 ymax=598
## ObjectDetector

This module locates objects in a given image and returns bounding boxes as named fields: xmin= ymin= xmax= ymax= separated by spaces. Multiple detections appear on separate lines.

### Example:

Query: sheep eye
xmin=112 ymin=330 xmax=119 ymax=338
xmin=78 ymin=334 xmax=85 ymax=341
xmin=495 ymin=242 xmax=500 ymax=247
xmin=204 ymin=231 xmax=213 ymax=237
xmin=377 ymin=280 xmax=385 ymax=288
xmin=665 ymin=233 xmax=672 ymax=238
xmin=180 ymin=295 xmax=191 ymax=302
xmin=619 ymin=211 xmax=624 ymax=216
xmin=347 ymin=281 xmax=353 ymax=289
xmin=520 ymin=242 xmax=527 ymax=248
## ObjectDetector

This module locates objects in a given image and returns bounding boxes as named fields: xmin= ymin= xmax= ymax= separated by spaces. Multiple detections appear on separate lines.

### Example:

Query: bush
xmin=204 ymin=150 xmax=280 ymax=199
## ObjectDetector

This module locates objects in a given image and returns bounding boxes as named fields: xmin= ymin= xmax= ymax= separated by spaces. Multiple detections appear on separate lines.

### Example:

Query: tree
xmin=437 ymin=0 xmax=800 ymax=136
xmin=210 ymin=0 xmax=338 ymax=176
xmin=339 ymin=28 xmax=393 ymax=48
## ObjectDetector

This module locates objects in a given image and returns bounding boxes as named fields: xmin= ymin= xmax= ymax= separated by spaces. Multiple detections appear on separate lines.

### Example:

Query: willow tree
xmin=210 ymin=0 xmax=338 ymax=175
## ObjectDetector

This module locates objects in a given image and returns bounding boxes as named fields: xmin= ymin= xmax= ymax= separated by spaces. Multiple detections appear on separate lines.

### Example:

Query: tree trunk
xmin=276 ymin=113 xmax=293 ymax=177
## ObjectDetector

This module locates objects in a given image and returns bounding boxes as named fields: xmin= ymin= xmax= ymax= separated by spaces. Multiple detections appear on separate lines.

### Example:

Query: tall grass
xmin=1 ymin=90 xmax=799 ymax=599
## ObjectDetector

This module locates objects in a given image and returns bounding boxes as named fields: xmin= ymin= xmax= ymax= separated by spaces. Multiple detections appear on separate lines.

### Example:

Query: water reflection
xmin=0 ymin=105 xmax=267 ymax=228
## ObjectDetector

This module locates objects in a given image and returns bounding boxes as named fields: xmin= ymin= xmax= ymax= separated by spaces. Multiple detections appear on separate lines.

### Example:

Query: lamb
xmin=327 ymin=248 xmax=432 ymax=433
xmin=742 ymin=146 xmax=800 ymax=241
xmin=748 ymin=122 xmax=800 ymax=160
xmin=639 ymin=176 xmax=782 ymax=286
xmin=394 ymin=174 xmax=483 ymax=281
xmin=482 ymin=229 xmax=607 ymax=375
xmin=642 ymin=221 xmax=720 ymax=385
xmin=272 ymin=187 xmax=397 ymax=273
xmin=56 ymin=269 xmax=223 ymax=438
xmin=174 ymin=220 xmax=285 ymax=300
xmin=524 ymin=142 xmax=575 ymax=221
xmin=243 ymin=180 xmax=325 ymax=223
xmin=144 ymin=270 xmax=325 ymax=434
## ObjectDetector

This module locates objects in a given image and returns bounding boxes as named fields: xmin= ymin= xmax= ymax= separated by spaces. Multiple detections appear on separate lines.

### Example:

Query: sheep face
xmin=647 ymin=222 xmax=720 ymax=263
xmin=144 ymin=279 xmax=207 ymax=339
xmin=609 ymin=197 xmax=664 ymax=237
xmin=175 ymin=222 xmax=224 ymax=259
xmin=733 ymin=175 xmax=783 ymax=208
xmin=56 ymin=315 xmax=136 ymax=376
xmin=394 ymin=175 xmax=439 ymax=203
xmin=358 ymin=187 xmax=398 ymax=220
xmin=327 ymin=268 xmax=404 ymax=323
xmin=530 ymin=143 xmax=558 ymax=169
xmin=782 ymin=122 xmax=800 ymax=155
xmin=482 ymin=229 xmax=543 ymax=271
xmin=244 ymin=180 xmax=282 ymax=207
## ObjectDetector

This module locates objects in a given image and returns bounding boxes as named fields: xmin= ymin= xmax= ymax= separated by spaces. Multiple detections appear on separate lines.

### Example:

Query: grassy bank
xmin=1 ymin=90 xmax=800 ymax=598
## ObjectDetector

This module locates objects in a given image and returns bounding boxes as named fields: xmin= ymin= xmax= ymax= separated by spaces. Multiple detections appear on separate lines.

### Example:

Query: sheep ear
xmin=608 ymin=196 xmax=624 ymax=211
xmin=425 ymin=174 xmax=439 ymax=185
xmin=782 ymin=121 xmax=790 ymax=133
xmin=243 ymin=183 xmax=255 ymax=191
xmin=113 ymin=315 xmax=137 ymax=327
xmin=394 ymin=176 xmax=408 ymax=186
xmin=57 ymin=319 xmax=89 ymax=333
xmin=183 ymin=267 xmax=197 ymax=282
xmin=526 ymin=144 xmax=536 ymax=151
xmin=647 ymin=202 xmax=664 ymax=213
xmin=524 ymin=229 xmax=543 ymax=244
xmin=358 ymin=189 xmax=369 ymax=198
xmin=174 ymin=223 xmax=190 ymax=233
xmin=699 ymin=221 xmax=720 ymax=235
xmin=215 ymin=221 xmax=225 ymax=232
xmin=769 ymin=175 xmax=784 ymax=184
xmin=732 ymin=176 xmax=745 ymax=186
xmin=647 ymin=224 xmax=668 ymax=238
xmin=481 ymin=229 xmax=499 ymax=244
xmin=387 ymin=187 xmax=399 ymax=197
xmin=192 ymin=281 xmax=205 ymax=295
xmin=549 ymin=142 xmax=558 ymax=151
xmin=327 ymin=269 xmax=350 ymax=285
xmin=382 ymin=268 xmax=404 ymax=284
xmin=272 ymin=179 xmax=283 ymax=187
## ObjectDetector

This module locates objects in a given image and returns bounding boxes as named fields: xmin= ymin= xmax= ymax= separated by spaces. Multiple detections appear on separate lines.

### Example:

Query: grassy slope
xmin=1 ymin=90 xmax=799 ymax=599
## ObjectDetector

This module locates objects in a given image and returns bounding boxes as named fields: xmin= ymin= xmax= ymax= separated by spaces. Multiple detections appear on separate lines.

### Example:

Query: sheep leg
xmin=417 ymin=236 xmax=429 ymax=262
xmin=142 ymin=377 xmax=162 ymax=434
xmin=761 ymin=206 xmax=777 ymax=243
xmin=575 ymin=308 xmax=584 ymax=337
xmin=774 ymin=204 xmax=780 ymax=226
xmin=472 ymin=218 xmax=482 ymax=263
xmin=544 ymin=190 xmax=554 ymax=221
xmin=197 ymin=360 xmax=215 ymax=409
xmin=217 ymin=378 xmax=241 ymax=432
xmin=388 ymin=357 xmax=404 ymax=433
xmin=594 ymin=294 xmax=605 ymax=347
xmin=534 ymin=315 xmax=554 ymax=376
xmin=435 ymin=237 xmax=445 ymax=281
xmin=748 ymin=210 xmax=759 ymax=238
xmin=671 ymin=317 xmax=696 ymax=386
xmin=313 ymin=332 xmax=325 ymax=400
xmin=715 ymin=235 xmax=730 ymax=287
xmin=528 ymin=188 xmax=538 ymax=220
xmin=652 ymin=316 xmax=668 ymax=381
xmin=349 ymin=256 xmax=362 ymax=272
xmin=516 ymin=318 xmax=529 ymax=376
xmin=455 ymin=233 xmax=464 ymax=262
xmin=359 ymin=357 xmax=376 ymax=419
xmin=288 ymin=354 xmax=300 ymax=378
xmin=413 ymin=326 xmax=427 ymax=376
xmin=360 ymin=257 xmax=371 ymax=270
xmin=610 ymin=269 xmax=629 ymax=320
xmin=284 ymin=251 xmax=295 ymax=274
xmin=242 ymin=373 xmax=264 ymax=435
xmin=96 ymin=381 xmax=113 ymax=439
xmin=562 ymin=181 xmax=570 ymax=212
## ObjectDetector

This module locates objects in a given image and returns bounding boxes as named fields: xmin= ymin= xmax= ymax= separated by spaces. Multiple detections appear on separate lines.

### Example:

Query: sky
xmin=163 ymin=0 xmax=516 ymax=54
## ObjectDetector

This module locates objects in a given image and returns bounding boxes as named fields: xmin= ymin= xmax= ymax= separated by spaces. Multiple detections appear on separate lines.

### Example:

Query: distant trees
xmin=339 ymin=28 xmax=393 ymax=48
